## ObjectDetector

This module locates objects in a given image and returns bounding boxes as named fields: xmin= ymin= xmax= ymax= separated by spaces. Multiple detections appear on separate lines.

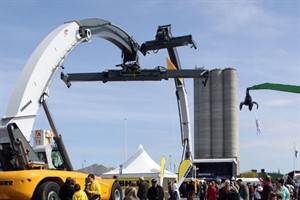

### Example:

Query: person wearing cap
xmin=137 ymin=177 xmax=149 ymax=200
xmin=147 ymin=179 xmax=164 ymax=200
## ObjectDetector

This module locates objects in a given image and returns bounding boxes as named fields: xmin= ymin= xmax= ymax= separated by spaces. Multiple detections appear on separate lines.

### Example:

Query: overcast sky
xmin=0 ymin=1 xmax=299 ymax=175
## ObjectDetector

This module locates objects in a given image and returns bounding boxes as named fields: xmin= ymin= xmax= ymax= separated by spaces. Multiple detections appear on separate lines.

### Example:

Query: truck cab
xmin=31 ymin=129 xmax=65 ymax=170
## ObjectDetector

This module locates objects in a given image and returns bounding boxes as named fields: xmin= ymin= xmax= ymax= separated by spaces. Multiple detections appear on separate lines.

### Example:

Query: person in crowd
xmin=232 ymin=181 xmax=239 ymax=193
xmin=284 ymin=176 xmax=296 ymax=200
xmin=125 ymin=182 xmax=138 ymax=200
xmin=254 ymin=183 xmax=263 ymax=200
xmin=298 ymin=185 xmax=300 ymax=200
xmin=186 ymin=180 xmax=196 ymax=200
xmin=269 ymin=191 xmax=278 ymax=200
xmin=273 ymin=178 xmax=289 ymax=200
xmin=113 ymin=175 xmax=119 ymax=183
xmin=168 ymin=180 xmax=175 ymax=200
xmin=60 ymin=177 xmax=76 ymax=200
xmin=179 ymin=182 xmax=187 ymax=198
xmin=261 ymin=175 xmax=273 ymax=200
xmin=216 ymin=179 xmax=223 ymax=200
xmin=85 ymin=174 xmax=101 ymax=200
xmin=72 ymin=183 xmax=88 ymax=200
xmin=137 ymin=176 xmax=149 ymax=200
xmin=207 ymin=181 xmax=218 ymax=200
xmin=284 ymin=184 xmax=293 ymax=200
xmin=173 ymin=180 xmax=180 ymax=200
xmin=237 ymin=179 xmax=250 ymax=200
xmin=147 ymin=179 xmax=164 ymax=200
xmin=199 ymin=181 xmax=207 ymax=200
xmin=219 ymin=179 xmax=239 ymax=200
xmin=217 ymin=179 xmax=223 ymax=191
xmin=247 ymin=183 xmax=255 ymax=200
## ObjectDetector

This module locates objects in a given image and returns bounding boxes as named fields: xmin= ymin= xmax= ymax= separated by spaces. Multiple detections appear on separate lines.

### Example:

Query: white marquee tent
xmin=102 ymin=144 xmax=177 ymax=179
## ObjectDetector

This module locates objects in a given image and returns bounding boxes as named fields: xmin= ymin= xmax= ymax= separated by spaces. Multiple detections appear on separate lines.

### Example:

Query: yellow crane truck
xmin=0 ymin=18 xmax=209 ymax=199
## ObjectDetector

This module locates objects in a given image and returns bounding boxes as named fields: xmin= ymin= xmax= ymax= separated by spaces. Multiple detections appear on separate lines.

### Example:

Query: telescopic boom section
xmin=141 ymin=25 xmax=197 ymax=162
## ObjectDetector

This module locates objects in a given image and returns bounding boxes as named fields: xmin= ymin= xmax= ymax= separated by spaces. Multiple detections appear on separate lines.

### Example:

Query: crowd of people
xmin=188 ymin=175 xmax=296 ymax=200
xmin=126 ymin=177 xmax=180 ymax=200
xmin=59 ymin=174 xmax=101 ymax=200
xmin=59 ymin=174 xmax=298 ymax=200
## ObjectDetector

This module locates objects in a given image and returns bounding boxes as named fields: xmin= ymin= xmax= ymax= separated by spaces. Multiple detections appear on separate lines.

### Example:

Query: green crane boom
xmin=248 ymin=83 xmax=300 ymax=94
xmin=240 ymin=83 xmax=300 ymax=111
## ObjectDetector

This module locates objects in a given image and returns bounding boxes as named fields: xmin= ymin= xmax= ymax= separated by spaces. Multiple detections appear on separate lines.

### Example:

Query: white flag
xmin=255 ymin=112 xmax=262 ymax=135
xmin=295 ymin=145 xmax=298 ymax=158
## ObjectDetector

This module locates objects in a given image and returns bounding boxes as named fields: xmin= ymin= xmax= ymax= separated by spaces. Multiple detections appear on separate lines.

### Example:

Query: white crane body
xmin=1 ymin=21 xmax=85 ymax=140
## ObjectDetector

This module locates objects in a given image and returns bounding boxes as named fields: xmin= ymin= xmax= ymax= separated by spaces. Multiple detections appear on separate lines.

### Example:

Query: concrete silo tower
xmin=193 ymin=68 xmax=239 ymax=179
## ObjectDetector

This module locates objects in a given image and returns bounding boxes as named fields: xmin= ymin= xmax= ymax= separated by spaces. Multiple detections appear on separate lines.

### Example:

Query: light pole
xmin=169 ymin=155 xmax=172 ymax=171
xmin=124 ymin=118 xmax=127 ymax=162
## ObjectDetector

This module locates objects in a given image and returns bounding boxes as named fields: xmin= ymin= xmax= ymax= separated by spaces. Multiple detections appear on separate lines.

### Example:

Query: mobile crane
xmin=0 ymin=18 xmax=208 ymax=199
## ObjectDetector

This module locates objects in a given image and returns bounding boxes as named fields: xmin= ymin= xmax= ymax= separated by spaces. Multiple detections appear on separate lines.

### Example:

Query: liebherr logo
xmin=20 ymin=100 xmax=32 ymax=112
xmin=0 ymin=180 xmax=13 ymax=185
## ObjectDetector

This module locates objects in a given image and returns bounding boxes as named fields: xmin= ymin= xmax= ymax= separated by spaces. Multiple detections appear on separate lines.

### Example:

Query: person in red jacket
xmin=207 ymin=181 xmax=218 ymax=200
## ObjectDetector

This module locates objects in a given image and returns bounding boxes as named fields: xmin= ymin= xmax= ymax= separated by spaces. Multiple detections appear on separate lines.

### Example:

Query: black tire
xmin=110 ymin=182 xmax=122 ymax=200
xmin=33 ymin=181 xmax=60 ymax=200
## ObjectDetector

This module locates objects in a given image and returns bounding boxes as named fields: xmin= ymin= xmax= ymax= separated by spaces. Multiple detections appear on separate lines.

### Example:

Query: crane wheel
xmin=33 ymin=181 xmax=60 ymax=200
xmin=110 ymin=182 xmax=122 ymax=200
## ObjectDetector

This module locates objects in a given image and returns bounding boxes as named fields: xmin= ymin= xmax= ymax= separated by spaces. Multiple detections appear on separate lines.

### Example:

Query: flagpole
xmin=124 ymin=117 xmax=127 ymax=162
xmin=294 ymin=140 xmax=298 ymax=172
xmin=294 ymin=141 xmax=296 ymax=172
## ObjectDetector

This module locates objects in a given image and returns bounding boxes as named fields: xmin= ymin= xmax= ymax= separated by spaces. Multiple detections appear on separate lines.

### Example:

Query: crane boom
xmin=1 ymin=18 xmax=140 ymax=142
xmin=248 ymin=83 xmax=300 ymax=93
xmin=240 ymin=83 xmax=300 ymax=111
xmin=1 ymin=21 xmax=83 ymax=141
xmin=141 ymin=25 xmax=197 ymax=161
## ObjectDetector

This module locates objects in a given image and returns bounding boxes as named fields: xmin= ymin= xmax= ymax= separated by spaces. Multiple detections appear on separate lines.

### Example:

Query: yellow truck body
xmin=0 ymin=169 xmax=117 ymax=200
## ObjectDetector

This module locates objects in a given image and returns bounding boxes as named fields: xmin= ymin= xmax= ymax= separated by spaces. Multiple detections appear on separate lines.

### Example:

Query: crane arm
xmin=248 ymin=83 xmax=300 ymax=94
xmin=1 ymin=21 xmax=84 ymax=141
xmin=1 ymin=18 xmax=140 ymax=141
xmin=141 ymin=25 xmax=197 ymax=161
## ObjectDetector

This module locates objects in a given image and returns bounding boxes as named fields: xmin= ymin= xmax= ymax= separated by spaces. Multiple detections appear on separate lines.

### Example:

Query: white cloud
xmin=197 ymin=1 xmax=295 ymax=37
